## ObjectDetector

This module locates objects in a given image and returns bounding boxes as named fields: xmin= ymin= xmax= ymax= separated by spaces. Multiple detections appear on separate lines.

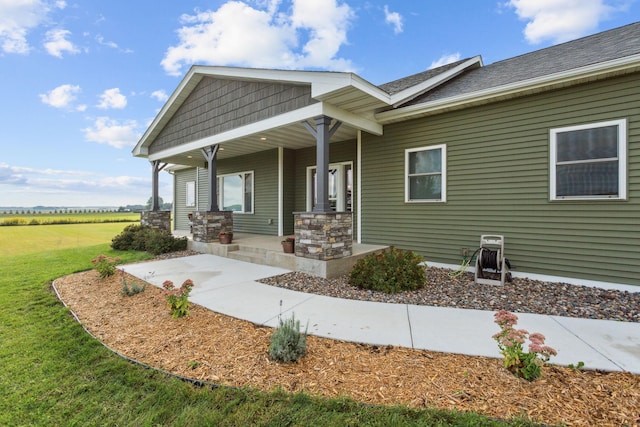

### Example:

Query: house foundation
xmin=140 ymin=210 xmax=171 ymax=232
xmin=294 ymin=212 xmax=353 ymax=260
xmin=191 ymin=211 xmax=233 ymax=243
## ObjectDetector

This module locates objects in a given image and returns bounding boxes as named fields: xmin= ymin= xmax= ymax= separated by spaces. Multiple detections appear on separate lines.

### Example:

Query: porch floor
xmin=173 ymin=231 xmax=388 ymax=278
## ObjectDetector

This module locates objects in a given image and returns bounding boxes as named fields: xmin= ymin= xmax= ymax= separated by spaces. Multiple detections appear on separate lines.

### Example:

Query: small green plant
xmin=349 ymin=246 xmax=426 ymax=293
xmin=188 ymin=361 xmax=200 ymax=370
xmin=91 ymin=254 xmax=121 ymax=278
xmin=269 ymin=312 xmax=308 ymax=363
xmin=121 ymin=270 xmax=146 ymax=297
xmin=493 ymin=310 xmax=557 ymax=381
xmin=162 ymin=279 xmax=194 ymax=318
xmin=568 ymin=361 xmax=585 ymax=371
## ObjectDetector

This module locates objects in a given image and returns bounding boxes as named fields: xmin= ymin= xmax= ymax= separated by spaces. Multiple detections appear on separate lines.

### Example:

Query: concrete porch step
xmin=227 ymin=246 xmax=298 ymax=272
xmin=226 ymin=249 xmax=266 ymax=265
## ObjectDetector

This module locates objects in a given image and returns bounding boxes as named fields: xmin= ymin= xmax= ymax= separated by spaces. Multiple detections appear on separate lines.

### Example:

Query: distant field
xmin=0 ymin=222 xmax=138 ymax=256
xmin=0 ymin=211 xmax=139 ymax=226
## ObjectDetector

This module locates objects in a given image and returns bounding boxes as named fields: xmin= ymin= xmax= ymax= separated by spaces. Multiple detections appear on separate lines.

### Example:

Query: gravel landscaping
xmin=258 ymin=267 xmax=640 ymax=323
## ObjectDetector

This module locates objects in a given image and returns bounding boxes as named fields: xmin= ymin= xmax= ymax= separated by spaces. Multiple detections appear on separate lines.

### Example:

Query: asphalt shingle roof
xmin=377 ymin=58 xmax=473 ymax=95
xmin=401 ymin=21 xmax=640 ymax=107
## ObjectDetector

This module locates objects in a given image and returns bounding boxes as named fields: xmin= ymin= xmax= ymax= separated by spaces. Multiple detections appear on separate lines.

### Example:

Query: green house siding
xmin=361 ymin=73 xmax=640 ymax=285
xmin=174 ymin=168 xmax=198 ymax=231
xmin=174 ymin=149 xmax=281 ymax=235
xmin=282 ymin=148 xmax=296 ymax=235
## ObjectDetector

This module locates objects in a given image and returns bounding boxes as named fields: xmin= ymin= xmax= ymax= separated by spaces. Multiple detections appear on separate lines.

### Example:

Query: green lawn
xmin=0 ymin=222 xmax=137 ymax=256
xmin=0 ymin=211 xmax=139 ymax=226
xmin=0 ymin=223 xmax=537 ymax=426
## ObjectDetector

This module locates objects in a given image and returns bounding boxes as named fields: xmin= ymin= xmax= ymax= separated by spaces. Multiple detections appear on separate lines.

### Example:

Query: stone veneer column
xmin=141 ymin=211 xmax=171 ymax=232
xmin=294 ymin=212 xmax=352 ymax=260
xmin=191 ymin=211 xmax=233 ymax=243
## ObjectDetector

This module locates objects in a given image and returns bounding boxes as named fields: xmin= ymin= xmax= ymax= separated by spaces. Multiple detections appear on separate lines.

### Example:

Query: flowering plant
xmin=492 ymin=310 xmax=557 ymax=381
xmin=162 ymin=279 xmax=194 ymax=318
xmin=282 ymin=236 xmax=295 ymax=243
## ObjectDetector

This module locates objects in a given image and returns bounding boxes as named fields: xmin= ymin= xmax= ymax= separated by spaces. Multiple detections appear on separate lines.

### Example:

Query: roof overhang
xmin=133 ymin=66 xmax=391 ymax=162
xmin=144 ymin=103 xmax=382 ymax=167
xmin=133 ymin=60 xmax=484 ymax=166
xmin=376 ymin=53 xmax=640 ymax=124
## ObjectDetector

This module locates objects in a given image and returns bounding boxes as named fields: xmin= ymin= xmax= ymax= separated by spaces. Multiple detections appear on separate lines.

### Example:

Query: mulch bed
xmin=53 ymin=268 xmax=640 ymax=426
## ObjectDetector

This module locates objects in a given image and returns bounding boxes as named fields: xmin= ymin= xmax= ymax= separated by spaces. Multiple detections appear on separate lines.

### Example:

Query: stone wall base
xmin=191 ymin=211 xmax=233 ymax=243
xmin=141 ymin=211 xmax=171 ymax=232
xmin=294 ymin=211 xmax=352 ymax=261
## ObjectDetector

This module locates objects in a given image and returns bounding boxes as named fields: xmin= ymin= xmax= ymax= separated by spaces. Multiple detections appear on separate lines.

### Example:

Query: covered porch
xmin=132 ymin=66 xmax=400 ymax=276
xmin=173 ymin=230 xmax=387 ymax=279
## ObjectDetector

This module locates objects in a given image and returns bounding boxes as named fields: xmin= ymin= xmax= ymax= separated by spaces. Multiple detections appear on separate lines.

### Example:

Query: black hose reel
xmin=474 ymin=235 xmax=512 ymax=286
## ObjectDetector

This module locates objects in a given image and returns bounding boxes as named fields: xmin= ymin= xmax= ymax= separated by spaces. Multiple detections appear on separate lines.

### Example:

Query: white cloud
xmin=429 ymin=53 xmax=461 ymax=69
xmin=0 ymin=161 xmax=163 ymax=206
xmin=39 ymin=84 xmax=86 ymax=110
xmin=383 ymin=5 xmax=403 ymax=34
xmin=95 ymin=34 xmax=133 ymax=53
xmin=505 ymin=0 xmax=625 ymax=44
xmin=0 ymin=161 xmax=92 ymax=187
xmin=83 ymin=117 xmax=141 ymax=149
xmin=97 ymin=88 xmax=127 ymax=109
xmin=0 ymin=0 xmax=51 ymax=54
xmin=43 ymin=28 xmax=79 ymax=57
xmin=151 ymin=90 xmax=169 ymax=102
xmin=161 ymin=0 xmax=355 ymax=76
xmin=95 ymin=34 xmax=118 ymax=49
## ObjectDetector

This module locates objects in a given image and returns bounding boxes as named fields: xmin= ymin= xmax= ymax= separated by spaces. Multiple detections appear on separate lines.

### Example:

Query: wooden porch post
xmin=201 ymin=145 xmax=220 ymax=212
xmin=303 ymin=116 xmax=342 ymax=213
xmin=150 ymin=160 xmax=167 ymax=211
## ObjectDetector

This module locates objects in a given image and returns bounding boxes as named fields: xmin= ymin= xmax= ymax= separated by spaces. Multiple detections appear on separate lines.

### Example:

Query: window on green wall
xmin=405 ymin=144 xmax=446 ymax=202
xmin=217 ymin=171 xmax=254 ymax=213
xmin=550 ymin=119 xmax=627 ymax=200
xmin=186 ymin=181 xmax=195 ymax=207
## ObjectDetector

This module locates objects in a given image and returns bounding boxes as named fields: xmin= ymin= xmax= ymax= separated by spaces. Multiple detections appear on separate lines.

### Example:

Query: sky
xmin=0 ymin=0 xmax=638 ymax=208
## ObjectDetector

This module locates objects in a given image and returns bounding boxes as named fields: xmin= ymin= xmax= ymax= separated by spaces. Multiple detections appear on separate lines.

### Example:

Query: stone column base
xmin=141 ymin=211 xmax=171 ymax=232
xmin=294 ymin=212 xmax=352 ymax=261
xmin=191 ymin=211 xmax=233 ymax=243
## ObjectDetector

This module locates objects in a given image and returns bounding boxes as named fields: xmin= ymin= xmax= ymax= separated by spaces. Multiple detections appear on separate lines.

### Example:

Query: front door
xmin=307 ymin=161 xmax=353 ymax=212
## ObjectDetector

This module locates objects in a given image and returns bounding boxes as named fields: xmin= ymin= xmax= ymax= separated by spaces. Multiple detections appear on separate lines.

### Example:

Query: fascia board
xmin=389 ymin=56 xmax=483 ymax=107
xmin=147 ymin=104 xmax=325 ymax=161
xmin=376 ymin=54 xmax=640 ymax=124
xmin=311 ymin=73 xmax=392 ymax=105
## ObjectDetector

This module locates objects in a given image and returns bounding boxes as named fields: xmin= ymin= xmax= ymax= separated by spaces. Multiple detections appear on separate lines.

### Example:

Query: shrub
xmin=111 ymin=224 xmax=146 ymax=251
xmin=146 ymin=230 xmax=187 ymax=255
xmin=349 ymin=246 xmax=426 ymax=293
xmin=111 ymin=224 xmax=187 ymax=255
xmin=492 ymin=310 xmax=557 ymax=381
xmin=91 ymin=254 xmax=121 ymax=279
xmin=269 ymin=313 xmax=308 ymax=363
xmin=162 ymin=279 xmax=194 ymax=318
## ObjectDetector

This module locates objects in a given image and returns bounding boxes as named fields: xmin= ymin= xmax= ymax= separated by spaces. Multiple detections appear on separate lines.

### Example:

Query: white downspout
xmin=278 ymin=146 xmax=284 ymax=236
xmin=357 ymin=130 xmax=362 ymax=243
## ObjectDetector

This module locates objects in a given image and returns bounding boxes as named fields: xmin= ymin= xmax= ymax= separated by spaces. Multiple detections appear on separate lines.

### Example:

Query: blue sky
xmin=1 ymin=0 xmax=638 ymax=207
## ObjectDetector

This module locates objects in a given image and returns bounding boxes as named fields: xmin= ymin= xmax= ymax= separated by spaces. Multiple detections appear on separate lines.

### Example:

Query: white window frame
xmin=306 ymin=161 xmax=353 ymax=212
xmin=550 ymin=119 xmax=627 ymax=201
xmin=405 ymin=144 xmax=447 ymax=203
xmin=185 ymin=181 xmax=196 ymax=207
xmin=217 ymin=170 xmax=254 ymax=214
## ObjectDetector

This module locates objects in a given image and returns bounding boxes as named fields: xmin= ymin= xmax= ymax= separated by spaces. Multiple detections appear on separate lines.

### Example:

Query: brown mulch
xmin=53 ymin=270 xmax=640 ymax=427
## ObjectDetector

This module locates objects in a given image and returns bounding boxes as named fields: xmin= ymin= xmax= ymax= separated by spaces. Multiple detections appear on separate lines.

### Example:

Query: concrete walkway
xmin=122 ymin=254 xmax=640 ymax=374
